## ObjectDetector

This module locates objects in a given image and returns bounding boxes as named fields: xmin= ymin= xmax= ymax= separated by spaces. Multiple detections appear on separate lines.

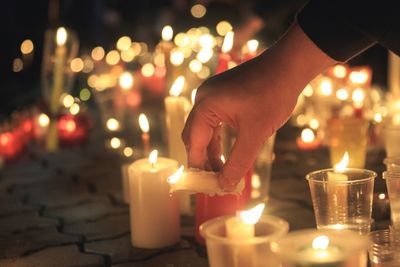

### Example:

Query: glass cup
xmin=382 ymin=124 xmax=400 ymax=158
xmin=271 ymin=229 xmax=369 ymax=267
xmin=383 ymin=171 xmax=400 ymax=227
xmin=306 ymin=168 xmax=376 ymax=235
xmin=326 ymin=117 xmax=369 ymax=168
xmin=369 ymin=229 xmax=400 ymax=267
xmin=200 ymin=215 xmax=289 ymax=267
xmin=384 ymin=157 xmax=400 ymax=173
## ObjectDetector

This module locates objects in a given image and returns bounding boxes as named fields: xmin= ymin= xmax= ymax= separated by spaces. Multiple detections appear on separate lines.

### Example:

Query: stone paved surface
xmin=0 ymin=123 xmax=389 ymax=266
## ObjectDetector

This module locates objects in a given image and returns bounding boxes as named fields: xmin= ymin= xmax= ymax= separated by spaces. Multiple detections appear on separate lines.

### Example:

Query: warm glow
xmin=189 ymin=59 xmax=202 ymax=73
xmin=303 ymin=84 xmax=313 ymax=97
xmin=91 ymin=46 xmax=105 ymax=61
xmin=349 ymin=70 xmax=369 ymax=84
xmin=62 ymin=94 xmax=74 ymax=108
xmin=222 ymin=31 xmax=234 ymax=53
xmin=174 ymin=33 xmax=189 ymax=47
xmin=191 ymin=4 xmax=206 ymax=18
xmin=312 ymin=235 xmax=330 ymax=250
xmin=20 ymin=39 xmax=34 ymax=54
xmin=199 ymin=34 xmax=215 ymax=48
xmin=65 ymin=120 xmax=76 ymax=132
xmin=170 ymin=76 xmax=185 ymax=96
xmin=149 ymin=150 xmax=158 ymax=165
xmin=216 ymin=21 xmax=232 ymax=36
xmin=191 ymin=89 xmax=197 ymax=105
xmin=121 ymin=47 xmax=136 ymax=62
xmin=352 ymin=88 xmax=365 ymax=103
xmin=392 ymin=114 xmax=400 ymax=125
xmin=69 ymin=103 xmax=80 ymax=115
xmin=197 ymin=66 xmax=210 ymax=79
xmin=228 ymin=61 xmax=237 ymax=69
xmin=333 ymin=65 xmax=347 ymax=78
xmin=374 ymin=113 xmax=382 ymax=123
xmin=335 ymin=152 xmax=349 ymax=171
xmin=170 ymin=49 xmax=185 ymax=66
xmin=123 ymin=147 xmax=133 ymax=157
xmin=13 ymin=58 xmax=23 ymax=72
xmin=336 ymin=88 xmax=349 ymax=101
xmin=220 ymin=154 xmax=226 ymax=164
xmin=106 ymin=118 xmax=120 ymax=131
xmin=162 ymin=25 xmax=173 ymax=41
xmin=82 ymin=57 xmax=94 ymax=73
xmin=154 ymin=53 xmax=165 ymax=67
xmin=139 ymin=113 xmax=150 ymax=133
xmin=296 ymin=115 xmax=306 ymax=126
xmin=116 ymin=36 xmax=132 ymax=51
xmin=301 ymin=128 xmax=315 ymax=143
xmin=56 ymin=27 xmax=67 ymax=46
xmin=141 ymin=63 xmax=155 ymax=77
xmin=379 ymin=193 xmax=386 ymax=200
xmin=239 ymin=203 xmax=265 ymax=225
xmin=119 ymin=72 xmax=134 ymax=90
xmin=309 ymin=119 xmax=319 ymax=130
xmin=167 ymin=165 xmax=184 ymax=184
xmin=247 ymin=39 xmax=259 ymax=53
xmin=251 ymin=174 xmax=261 ymax=189
xmin=70 ymin=58 xmax=84 ymax=72
xmin=38 ymin=113 xmax=50 ymax=127
xmin=105 ymin=50 xmax=120 ymax=65
xmin=197 ymin=48 xmax=213 ymax=63
xmin=320 ymin=80 xmax=332 ymax=96
xmin=110 ymin=137 xmax=121 ymax=149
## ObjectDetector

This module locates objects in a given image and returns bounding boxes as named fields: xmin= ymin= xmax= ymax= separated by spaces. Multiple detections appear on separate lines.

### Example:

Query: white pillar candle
xmin=388 ymin=51 xmax=400 ymax=94
xmin=224 ymin=204 xmax=265 ymax=267
xmin=164 ymin=76 xmax=192 ymax=214
xmin=128 ymin=150 xmax=180 ymax=248
xmin=168 ymin=166 xmax=245 ymax=195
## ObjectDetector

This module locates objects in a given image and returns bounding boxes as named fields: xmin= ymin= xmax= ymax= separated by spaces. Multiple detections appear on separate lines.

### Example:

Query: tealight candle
xmin=128 ymin=150 xmax=180 ymax=248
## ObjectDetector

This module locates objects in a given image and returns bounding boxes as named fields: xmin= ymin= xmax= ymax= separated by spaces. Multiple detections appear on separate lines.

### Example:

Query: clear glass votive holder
xmin=369 ymin=229 xmax=400 ymax=267
xmin=200 ymin=215 xmax=289 ymax=267
xmin=271 ymin=229 xmax=369 ymax=267
xmin=382 ymin=124 xmax=400 ymax=158
xmin=306 ymin=168 xmax=376 ymax=235
xmin=383 ymin=171 xmax=400 ymax=227
xmin=384 ymin=157 xmax=400 ymax=173
xmin=326 ymin=117 xmax=369 ymax=168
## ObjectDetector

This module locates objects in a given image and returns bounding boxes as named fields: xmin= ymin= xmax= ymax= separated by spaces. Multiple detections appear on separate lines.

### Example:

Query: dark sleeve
xmin=297 ymin=0 xmax=400 ymax=62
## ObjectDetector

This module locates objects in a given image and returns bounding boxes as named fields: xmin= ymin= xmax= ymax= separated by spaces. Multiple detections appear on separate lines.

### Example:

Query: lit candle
xmin=138 ymin=113 xmax=150 ymax=156
xmin=128 ymin=150 xmax=180 ymax=248
xmin=242 ymin=39 xmax=259 ymax=62
xmin=327 ymin=152 xmax=349 ymax=229
xmin=388 ymin=51 xmax=400 ymax=94
xmin=216 ymin=31 xmax=234 ymax=74
xmin=0 ymin=131 xmax=21 ymax=161
xmin=296 ymin=128 xmax=321 ymax=150
xmin=164 ymin=76 xmax=192 ymax=214
xmin=223 ymin=204 xmax=265 ymax=267
xmin=47 ymin=27 xmax=67 ymax=151
xmin=167 ymin=166 xmax=245 ymax=195
xmin=33 ymin=113 xmax=50 ymax=141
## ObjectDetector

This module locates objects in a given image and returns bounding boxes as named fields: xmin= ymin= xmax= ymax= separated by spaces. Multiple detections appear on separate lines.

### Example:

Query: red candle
xmin=57 ymin=114 xmax=88 ymax=144
xmin=241 ymin=39 xmax=259 ymax=63
xmin=195 ymin=169 xmax=252 ymax=244
xmin=296 ymin=128 xmax=321 ymax=150
xmin=0 ymin=131 xmax=22 ymax=161
xmin=215 ymin=31 xmax=234 ymax=74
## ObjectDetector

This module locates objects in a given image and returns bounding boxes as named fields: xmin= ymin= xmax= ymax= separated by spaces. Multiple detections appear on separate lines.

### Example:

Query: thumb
xmin=219 ymin=129 xmax=264 ymax=190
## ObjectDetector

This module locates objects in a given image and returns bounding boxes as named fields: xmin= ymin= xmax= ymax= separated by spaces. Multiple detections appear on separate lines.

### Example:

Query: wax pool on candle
xmin=128 ymin=150 xmax=180 ymax=248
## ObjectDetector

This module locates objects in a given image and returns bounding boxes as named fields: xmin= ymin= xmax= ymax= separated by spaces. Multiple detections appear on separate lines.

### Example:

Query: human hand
xmin=182 ymin=23 xmax=336 ymax=190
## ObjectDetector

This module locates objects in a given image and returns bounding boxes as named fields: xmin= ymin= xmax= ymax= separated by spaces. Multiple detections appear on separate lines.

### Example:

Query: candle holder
xmin=271 ymin=229 xmax=369 ymax=267
xmin=369 ymin=229 xmax=400 ymax=267
xmin=383 ymin=171 xmax=400 ymax=227
xmin=326 ymin=117 xmax=369 ymax=168
xmin=306 ymin=168 xmax=376 ymax=235
xmin=200 ymin=215 xmax=289 ymax=267
xmin=384 ymin=156 xmax=400 ymax=173
xmin=382 ymin=123 xmax=400 ymax=158
xmin=41 ymin=27 xmax=79 ymax=151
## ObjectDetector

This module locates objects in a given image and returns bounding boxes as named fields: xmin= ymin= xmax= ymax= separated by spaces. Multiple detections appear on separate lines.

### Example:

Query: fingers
xmin=182 ymin=103 xmax=220 ymax=169
xmin=206 ymin=124 xmax=223 ymax=172
xmin=219 ymin=129 xmax=264 ymax=191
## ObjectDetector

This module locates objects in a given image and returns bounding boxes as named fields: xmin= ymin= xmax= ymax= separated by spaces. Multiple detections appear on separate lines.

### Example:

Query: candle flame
xmin=220 ymin=154 xmax=226 ymax=164
xmin=239 ymin=203 xmax=265 ymax=225
xmin=56 ymin=27 xmax=67 ymax=46
xmin=162 ymin=25 xmax=173 ymax=41
xmin=349 ymin=70 xmax=369 ymax=84
xmin=170 ymin=76 xmax=185 ymax=96
xmin=320 ymin=80 xmax=332 ymax=96
xmin=336 ymin=88 xmax=349 ymax=101
xmin=379 ymin=193 xmax=386 ymax=200
xmin=222 ymin=31 xmax=234 ymax=53
xmin=312 ymin=235 xmax=329 ymax=250
xmin=106 ymin=118 xmax=120 ymax=131
xmin=119 ymin=72 xmax=134 ymax=90
xmin=38 ymin=113 xmax=50 ymax=127
xmin=149 ymin=150 xmax=158 ymax=165
xmin=335 ymin=152 xmax=349 ymax=171
xmin=139 ymin=113 xmax=149 ymax=133
xmin=333 ymin=65 xmax=347 ymax=78
xmin=110 ymin=137 xmax=121 ymax=149
xmin=352 ymin=88 xmax=365 ymax=103
xmin=247 ymin=39 xmax=259 ymax=53
xmin=301 ymin=128 xmax=315 ymax=143
xmin=167 ymin=165 xmax=184 ymax=184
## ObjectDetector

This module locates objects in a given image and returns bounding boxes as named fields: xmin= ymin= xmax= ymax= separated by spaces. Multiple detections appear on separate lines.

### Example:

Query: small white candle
xmin=128 ymin=150 xmax=180 ymax=248
xmin=164 ymin=76 xmax=191 ymax=214
xmin=168 ymin=166 xmax=245 ymax=195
